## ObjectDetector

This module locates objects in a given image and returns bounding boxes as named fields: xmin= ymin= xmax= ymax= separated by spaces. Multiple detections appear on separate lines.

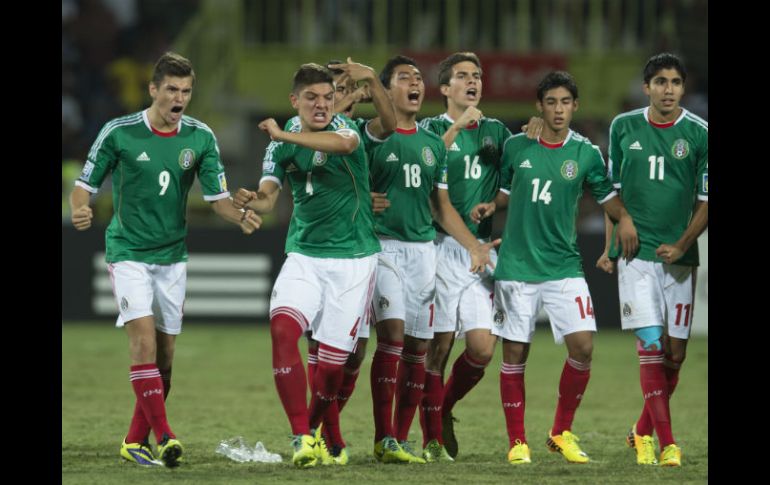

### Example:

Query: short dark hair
xmin=438 ymin=52 xmax=482 ymax=86
xmin=152 ymin=52 xmax=195 ymax=86
xmin=326 ymin=59 xmax=344 ymax=77
xmin=292 ymin=63 xmax=334 ymax=93
xmin=536 ymin=71 xmax=578 ymax=101
xmin=643 ymin=52 xmax=687 ymax=84
xmin=379 ymin=55 xmax=418 ymax=89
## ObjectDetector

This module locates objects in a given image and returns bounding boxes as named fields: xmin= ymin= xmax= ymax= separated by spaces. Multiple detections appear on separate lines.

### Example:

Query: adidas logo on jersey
xmin=519 ymin=159 xmax=532 ymax=168
xmin=629 ymin=141 xmax=643 ymax=150
xmin=449 ymin=142 xmax=461 ymax=151
xmin=136 ymin=152 xmax=150 ymax=161
xmin=286 ymin=163 xmax=298 ymax=172
xmin=386 ymin=152 xmax=399 ymax=162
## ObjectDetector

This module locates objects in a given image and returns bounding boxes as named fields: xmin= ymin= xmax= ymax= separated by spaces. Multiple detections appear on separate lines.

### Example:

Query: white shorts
xmin=434 ymin=234 xmax=497 ymax=337
xmin=492 ymin=278 xmax=597 ymax=344
xmin=108 ymin=261 xmax=186 ymax=335
xmin=372 ymin=239 xmax=437 ymax=339
xmin=270 ymin=252 xmax=377 ymax=353
xmin=617 ymin=258 xmax=695 ymax=340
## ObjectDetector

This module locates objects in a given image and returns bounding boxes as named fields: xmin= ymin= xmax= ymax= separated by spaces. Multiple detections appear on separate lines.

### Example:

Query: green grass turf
xmin=62 ymin=322 xmax=707 ymax=484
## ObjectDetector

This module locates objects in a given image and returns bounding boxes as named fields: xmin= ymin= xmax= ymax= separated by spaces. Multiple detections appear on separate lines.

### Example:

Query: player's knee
xmin=467 ymin=346 xmax=494 ymax=366
xmin=634 ymin=326 xmax=664 ymax=351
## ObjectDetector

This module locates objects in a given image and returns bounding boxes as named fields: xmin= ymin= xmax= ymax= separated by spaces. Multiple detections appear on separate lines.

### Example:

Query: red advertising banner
xmin=403 ymin=51 xmax=567 ymax=101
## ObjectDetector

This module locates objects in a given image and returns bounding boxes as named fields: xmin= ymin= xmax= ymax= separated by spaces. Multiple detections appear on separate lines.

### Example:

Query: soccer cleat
xmin=422 ymin=439 xmax=454 ymax=463
xmin=313 ymin=426 xmax=334 ymax=466
xmin=157 ymin=434 xmax=184 ymax=468
xmin=442 ymin=412 xmax=459 ymax=458
xmin=546 ymin=430 xmax=589 ymax=464
xmin=120 ymin=439 xmax=162 ymax=466
xmin=291 ymin=434 xmax=318 ymax=468
xmin=626 ymin=425 xmax=658 ymax=465
xmin=331 ymin=445 xmax=349 ymax=465
xmin=398 ymin=440 xmax=427 ymax=464
xmin=507 ymin=440 xmax=532 ymax=465
xmin=659 ymin=444 xmax=682 ymax=467
xmin=373 ymin=436 xmax=422 ymax=464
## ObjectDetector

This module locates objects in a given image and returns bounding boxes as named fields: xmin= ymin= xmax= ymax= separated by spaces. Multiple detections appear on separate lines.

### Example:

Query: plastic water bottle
xmin=216 ymin=437 xmax=283 ymax=463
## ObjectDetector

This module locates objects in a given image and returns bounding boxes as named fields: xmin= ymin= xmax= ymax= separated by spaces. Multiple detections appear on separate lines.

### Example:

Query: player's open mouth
xmin=313 ymin=111 xmax=327 ymax=121
xmin=466 ymin=88 xmax=478 ymax=99
xmin=408 ymin=91 xmax=421 ymax=104
xmin=171 ymin=106 xmax=183 ymax=113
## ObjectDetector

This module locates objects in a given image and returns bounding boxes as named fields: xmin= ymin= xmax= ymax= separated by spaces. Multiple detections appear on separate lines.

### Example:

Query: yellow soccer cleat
xmin=373 ymin=436 xmax=424 ymax=464
xmin=422 ymin=439 xmax=455 ymax=463
xmin=507 ymin=440 xmax=531 ymax=465
xmin=546 ymin=430 xmax=589 ymax=464
xmin=291 ymin=434 xmax=318 ymax=468
xmin=120 ymin=439 xmax=162 ymax=467
xmin=157 ymin=434 xmax=184 ymax=468
xmin=331 ymin=446 xmax=349 ymax=465
xmin=659 ymin=444 xmax=682 ymax=467
xmin=626 ymin=425 xmax=658 ymax=465
xmin=313 ymin=426 xmax=335 ymax=466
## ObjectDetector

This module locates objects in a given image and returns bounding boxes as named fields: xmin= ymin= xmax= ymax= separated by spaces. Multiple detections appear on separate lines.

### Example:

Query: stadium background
xmin=61 ymin=0 xmax=708 ymax=330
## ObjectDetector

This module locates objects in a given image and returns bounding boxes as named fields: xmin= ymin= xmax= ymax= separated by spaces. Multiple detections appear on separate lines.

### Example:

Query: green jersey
xmin=495 ymin=131 xmax=615 ymax=282
xmin=77 ymin=110 xmax=230 ymax=264
xmin=608 ymin=107 xmax=708 ymax=266
xmin=368 ymin=126 xmax=447 ymax=241
xmin=262 ymin=114 xmax=380 ymax=258
xmin=419 ymin=114 xmax=512 ymax=239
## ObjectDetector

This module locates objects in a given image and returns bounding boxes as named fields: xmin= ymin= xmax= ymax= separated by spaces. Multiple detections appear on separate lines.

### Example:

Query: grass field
xmin=62 ymin=322 xmax=707 ymax=484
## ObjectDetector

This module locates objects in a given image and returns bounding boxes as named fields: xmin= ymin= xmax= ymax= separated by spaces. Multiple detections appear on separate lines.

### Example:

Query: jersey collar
xmin=538 ymin=129 xmax=573 ymax=148
xmin=142 ymin=109 xmax=180 ymax=136
xmin=644 ymin=106 xmax=688 ymax=127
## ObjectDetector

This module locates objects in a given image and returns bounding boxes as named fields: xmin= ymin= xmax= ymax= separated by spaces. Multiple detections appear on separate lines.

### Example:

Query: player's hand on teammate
xmin=470 ymin=201 xmax=496 ymax=224
xmin=328 ymin=57 xmax=377 ymax=84
xmin=371 ymin=192 xmax=390 ymax=213
xmin=258 ymin=118 xmax=282 ymax=140
xmin=595 ymin=252 xmax=616 ymax=274
xmin=72 ymin=205 xmax=93 ymax=231
xmin=234 ymin=188 xmax=258 ymax=209
xmin=457 ymin=106 xmax=482 ymax=128
xmin=616 ymin=215 xmax=639 ymax=260
xmin=469 ymin=238 xmax=502 ymax=273
xmin=239 ymin=209 xmax=262 ymax=234
xmin=521 ymin=116 xmax=544 ymax=139
xmin=655 ymin=243 xmax=684 ymax=265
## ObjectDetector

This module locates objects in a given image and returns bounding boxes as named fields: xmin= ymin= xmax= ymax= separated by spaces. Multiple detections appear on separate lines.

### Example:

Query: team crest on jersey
xmin=312 ymin=151 xmax=327 ymax=166
xmin=421 ymin=147 xmax=436 ymax=166
xmin=218 ymin=172 xmax=227 ymax=192
xmin=81 ymin=161 xmax=95 ymax=181
xmin=671 ymin=139 xmax=689 ymax=159
xmin=178 ymin=149 xmax=196 ymax=170
xmin=379 ymin=296 xmax=390 ymax=310
xmin=560 ymin=160 xmax=578 ymax=180
xmin=622 ymin=303 xmax=632 ymax=318
xmin=493 ymin=310 xmax=505 ymax=328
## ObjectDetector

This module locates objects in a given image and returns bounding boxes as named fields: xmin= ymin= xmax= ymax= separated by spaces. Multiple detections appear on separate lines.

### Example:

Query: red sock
xmin=337 ymin=367 xmax=360 ymax=413
xmin=551 ymin=358 xmax=591 ymax=435
xmin=370 ymin=340 xmax=402 ymax=441
xmin=307 ymin=344 xmax=318 ymax=388
xmin=443 ymin=350 xmax=487 ymax=415
xmin=638 ymin=348 xmax=674 ymax=447
xmin=394 ymin=350 xmax=426 ymax=442
xmin=420 ymin=370 xmax=444 ymax=446
xmin=308 ymin=343 xmax=347 ymax=429
xmin=128 ymin=367 xmax=172 ymax=443
xmin=500 ymin=362 xmax=526 ymax=446
xmin=637 ymin=356 xmax=682 ymax=436
xmin=271 ymin=308 xmax=310 ymax=436
xmin=129 ymin=364 xmax=174 ymax=443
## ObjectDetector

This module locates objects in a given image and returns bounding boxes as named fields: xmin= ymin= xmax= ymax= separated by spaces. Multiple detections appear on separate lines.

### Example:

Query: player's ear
xmin=536 ymin=100 xmax=543 ymax=114
xmin=290 ymin=93 xmax=299 ymax=109
xmin=642 ymin=83 xmax=650 ymax=97
xmin=573 ymin=99 xmax=579 ymax=112
xmin=439 ymin=84 xmax=451 ymax=97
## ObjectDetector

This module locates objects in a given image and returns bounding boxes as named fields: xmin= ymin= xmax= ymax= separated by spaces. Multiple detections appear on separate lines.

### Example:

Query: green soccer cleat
xmin=659 ymin=444 xmax=682 ymax=467
xmin=291 ymin=434 xmax=318 ymax=468
xmin=157 ymin=434 xmax=184 ymax=468
xmin=120 ymin=439 xmax=162 ymax=467
xmin=546 ymin=430 xmax=589 ymax=464
xmin=442 ymin=412 xmax=459 ymax=458
xmin=626 ymin=425 xmax=658 ymax=465
xmin=422 ymin=439 xmax=454 ymax=463
xmin=373 ymin=436 xmax=422 ymax=464
xmin=507 ymin=440 xmax=532 ymax=465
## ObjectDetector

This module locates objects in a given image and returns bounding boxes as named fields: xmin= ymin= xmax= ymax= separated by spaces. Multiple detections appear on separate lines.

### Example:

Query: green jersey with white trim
xmin=419 ymin=114 xmax=512 ymax=239
xmin=608 ymin=107 xmax=708 ymax=266
xmin=76 ymin=110 xmax=230 ymax=264
xmin=262 ymin=114 xmax=380 ymax=258
xmin=495 ymin=131 xmax=615 ymax=282
xmin=368 ymin=126 xmax=447 ymax=241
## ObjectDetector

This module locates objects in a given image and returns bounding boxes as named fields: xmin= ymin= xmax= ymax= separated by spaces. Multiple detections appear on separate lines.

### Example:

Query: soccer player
xmin=366 ymin=55 xmax=499 ymax=465
xmin=233 ymin=63 xmax=386 ymax=468
xmin=596 ymin=53 xmax=708 ymax=467
xmin=472 ymin=71 xmax=638 ymax=465
xmin=68 ymin=52 xmax=262 ymax=468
